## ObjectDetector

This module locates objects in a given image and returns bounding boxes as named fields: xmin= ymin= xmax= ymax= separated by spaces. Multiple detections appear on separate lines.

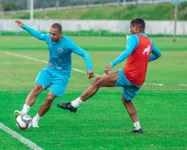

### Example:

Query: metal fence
xmin=0 ymin=0 xmax=184 ymax=15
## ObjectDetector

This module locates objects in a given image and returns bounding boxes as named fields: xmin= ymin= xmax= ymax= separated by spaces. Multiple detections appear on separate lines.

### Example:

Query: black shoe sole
xmin=57 ymin=103 xmax=77 ymax=113
xmin=130 ymin=128 xmax=144 ymax=133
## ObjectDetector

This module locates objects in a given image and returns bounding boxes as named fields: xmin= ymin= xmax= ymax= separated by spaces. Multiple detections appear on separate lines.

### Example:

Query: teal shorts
xmin=34 ymin=66 xmax=70 ymax=97
xmin=114 ymin=69 xmax=141 ymax=101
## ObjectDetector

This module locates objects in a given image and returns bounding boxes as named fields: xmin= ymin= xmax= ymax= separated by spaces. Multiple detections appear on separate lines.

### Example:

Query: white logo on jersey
xmin=143 ymin=45 xmax=151 ymax=55
xmin=58 ymin=48 xmax=64 ymax=54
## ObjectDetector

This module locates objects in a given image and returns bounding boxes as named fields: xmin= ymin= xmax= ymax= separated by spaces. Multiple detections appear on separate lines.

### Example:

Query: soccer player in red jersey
xmin=58 ymin=18 xmax=161 ymax=133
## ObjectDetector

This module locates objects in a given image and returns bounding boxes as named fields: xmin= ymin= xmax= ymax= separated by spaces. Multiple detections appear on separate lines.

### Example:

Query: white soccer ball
xmin=16 ymin=114 xmax=32 ymax=130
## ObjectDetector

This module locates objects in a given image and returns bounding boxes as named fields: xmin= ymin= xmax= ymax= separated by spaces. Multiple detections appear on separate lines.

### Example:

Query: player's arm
xmin=149 ymin=41 xmax=161 ymax=62
xmin=105 ymin=35 xmax=138 ymax=74
xmin=69 ymin=41 xmax=94 ymax=79
xmin=15 ymin=20 xmax=47 ymax=41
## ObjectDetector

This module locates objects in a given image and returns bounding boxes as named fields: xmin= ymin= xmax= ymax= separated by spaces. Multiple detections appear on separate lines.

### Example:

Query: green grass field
xmin=0 ymin=36 xmax=187 ymax=150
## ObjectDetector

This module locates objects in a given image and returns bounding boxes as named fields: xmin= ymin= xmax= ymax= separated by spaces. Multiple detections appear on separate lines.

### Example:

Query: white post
xmin=30 ymin=0 xmax=34 ymax=20
xmin=56 ymin=0 xmax=59 ymax=9
xmin=118 ymin=0 xmax=121 ymax=20
xmin=173 ymin=0 xmax=178 ymax=42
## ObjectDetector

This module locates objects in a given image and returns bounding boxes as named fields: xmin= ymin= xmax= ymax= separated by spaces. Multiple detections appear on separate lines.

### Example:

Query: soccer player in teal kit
xmin=58 ymin=18 xmax=161 ymax=133
xmin=14 ymin=20 xmax=94 ymax=127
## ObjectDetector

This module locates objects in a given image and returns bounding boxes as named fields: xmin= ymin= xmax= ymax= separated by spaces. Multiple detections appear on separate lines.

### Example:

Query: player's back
xmin=124 ymin=33 xmax=152 ymax=86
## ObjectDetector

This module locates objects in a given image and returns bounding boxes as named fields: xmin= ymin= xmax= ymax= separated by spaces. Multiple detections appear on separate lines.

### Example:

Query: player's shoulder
xmin=129 ymin=34 xmax=138 ymax=38
xmin=63 ymin=36 xmax=74 ymax=43
xmin=44 ymin=33 xmax=50 ymax=39
xmin=45 ymin=33 xmax=50 ymax=43
xmin=138 ymin=33 xmax=153 ymax=42
xmin=141 ymin=33 xmax=153 ymax=43
xmin=140 ymin=33 xmax=150 ymax=39
xmin=46 ymin=33 xmax=50 ymax=37
xmin=127 ymin=34 xmax=139 ymax=42
xmin=63 ymin=36 xmax=71 ymax=41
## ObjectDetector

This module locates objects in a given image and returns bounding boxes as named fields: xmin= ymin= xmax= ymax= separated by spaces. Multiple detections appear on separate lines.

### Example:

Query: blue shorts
xmin=34 ymin=66 xmax=70 ymax=97
xmin=114 ymin=69 xmax=141 ymax=101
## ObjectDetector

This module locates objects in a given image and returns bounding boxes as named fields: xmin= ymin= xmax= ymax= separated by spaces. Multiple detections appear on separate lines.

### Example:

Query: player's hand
xmin=15 ymin=20 xmax=24 ymax=27
xmin=87 ymin=70 xmax=94 ymax=79
xmin=105 ymin=65 xmax=112 ymax=74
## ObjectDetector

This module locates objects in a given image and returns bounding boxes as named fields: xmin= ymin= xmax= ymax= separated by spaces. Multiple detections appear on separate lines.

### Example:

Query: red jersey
xmin=124 ymin=33 xmax=152 ymax=86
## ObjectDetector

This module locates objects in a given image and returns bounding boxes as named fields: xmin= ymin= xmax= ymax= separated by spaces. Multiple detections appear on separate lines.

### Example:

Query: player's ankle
xmin=133 ymin=121 xmax=141 ymax=130
xmin=21 ymin=104 xmax=30 ymax=114
xmin=71 ymin=97 xmax=83 ymax=107
xmin=33 ymin=113 xmax=41 ymax=121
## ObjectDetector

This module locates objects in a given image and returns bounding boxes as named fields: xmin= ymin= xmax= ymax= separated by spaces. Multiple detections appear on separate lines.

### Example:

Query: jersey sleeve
xmin=110 ymin=34 xmax=139 ymax=67
xmin=149 ymin=40 xmax=161 ymax=62
xmin=22 ymin=24 xmax=47 ymax=41
xmin=68 ymin=41 xmax=92 ymax=71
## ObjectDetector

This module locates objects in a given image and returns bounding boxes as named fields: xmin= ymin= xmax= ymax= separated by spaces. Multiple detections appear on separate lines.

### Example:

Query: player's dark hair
xmin=131 ymin=18 xmax=145 ymax=30
xmin=51 ymin=23 xmax=62 ymax=33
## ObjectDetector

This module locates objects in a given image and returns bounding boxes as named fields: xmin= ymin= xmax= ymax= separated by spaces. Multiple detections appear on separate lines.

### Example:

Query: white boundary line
xmin=4 ymin=51 xmax=101 ymax=76
xmin=3 ymin=51 xmax=167 ymax=87
xmin=143 ymin=83 xmax=164 ymax=86
xmin=3 ymin=52 xmax=187 ymax=87
xmin=179 ymin=84 xmax=187 ymax=87
xmin=0 ymin=122 xmax=43 ymax=150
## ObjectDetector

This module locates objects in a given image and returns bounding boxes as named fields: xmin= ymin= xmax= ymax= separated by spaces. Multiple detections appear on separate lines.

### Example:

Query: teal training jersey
xmin=22 ymin=24 xmax=92 ymax=75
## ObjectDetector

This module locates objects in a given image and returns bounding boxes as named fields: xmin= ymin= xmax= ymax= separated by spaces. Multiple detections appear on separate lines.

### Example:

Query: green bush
xmin=1 ymin=30 xmax=187 ymax=37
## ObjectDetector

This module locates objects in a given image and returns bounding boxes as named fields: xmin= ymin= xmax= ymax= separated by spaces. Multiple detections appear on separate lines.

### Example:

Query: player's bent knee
xmin=122 ymin=96 xmax=131 ymax=104
xmin=44 ymin=97 xmax=54 ymax=105
xmin=33 ymin=84 xmax=43 ymax=91
xmin=30 ymin=84 xmax=43 ymax=96
xmin=93 ymin=77 xmax=103 ymax=87
xmin=45 ymin=94 xmax=55 ymax=103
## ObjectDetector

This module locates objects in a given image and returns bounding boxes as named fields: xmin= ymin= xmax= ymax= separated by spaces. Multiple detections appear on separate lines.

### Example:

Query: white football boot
xmin=14 ymin=110 xmax=25 ymax=118
xmin=32 ymin=119 xmax=39 ymax=128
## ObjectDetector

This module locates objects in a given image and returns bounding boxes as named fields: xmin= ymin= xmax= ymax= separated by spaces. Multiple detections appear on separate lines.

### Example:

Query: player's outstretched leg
xmin=57 ymin=72 xmax=118 ymax=112
xmin=57 ymin=76 xmax=102 ymax=112
xmin=57 ymin=77 xmax=103 ymax=112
